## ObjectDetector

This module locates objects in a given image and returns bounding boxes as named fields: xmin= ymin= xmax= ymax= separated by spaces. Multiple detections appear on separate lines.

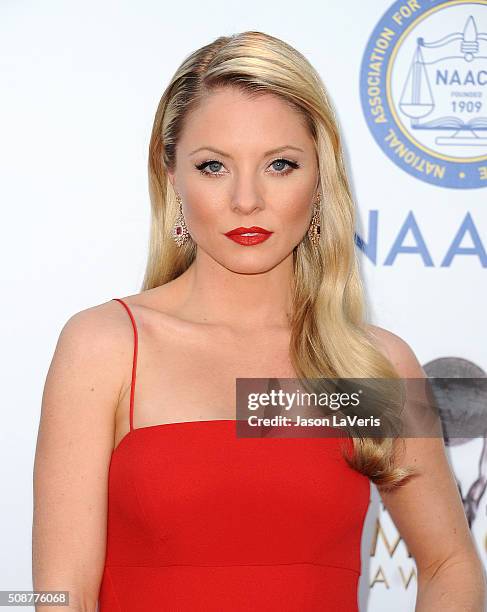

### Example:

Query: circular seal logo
xmin=360 ymin=0 xmax=487 ymax=189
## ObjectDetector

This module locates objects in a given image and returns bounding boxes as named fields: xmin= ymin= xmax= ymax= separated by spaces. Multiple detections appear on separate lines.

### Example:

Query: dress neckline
xmin=112 ymin=418 xmax=352 ymax=456
xmin=112 ymin=418 xmax=237 ymax=455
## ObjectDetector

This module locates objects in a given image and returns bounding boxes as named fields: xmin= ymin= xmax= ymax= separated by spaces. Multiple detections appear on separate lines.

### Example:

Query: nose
xmin=230 ymin=178 xmax=265 ymax=215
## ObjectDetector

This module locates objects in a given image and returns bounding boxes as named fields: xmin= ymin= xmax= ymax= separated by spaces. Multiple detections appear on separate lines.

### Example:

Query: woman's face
xmin=167 ymin=86 xmax=320 ymax=274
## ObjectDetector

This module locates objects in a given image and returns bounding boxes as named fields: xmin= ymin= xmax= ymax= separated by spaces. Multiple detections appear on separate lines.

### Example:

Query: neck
xmin=173 ymin=248 xmax=295 ymax=331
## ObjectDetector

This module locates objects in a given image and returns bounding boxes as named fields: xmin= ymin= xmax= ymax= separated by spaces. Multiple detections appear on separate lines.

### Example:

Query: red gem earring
xmin=172 ymin=193 xmax=190 ymax=247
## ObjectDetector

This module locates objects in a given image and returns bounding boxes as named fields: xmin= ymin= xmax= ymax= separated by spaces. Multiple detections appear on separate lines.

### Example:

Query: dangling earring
xmin=307 ymin=192 xmax=321 ymax=246
xmin=172 ymin=193 xmax=190 ymax=247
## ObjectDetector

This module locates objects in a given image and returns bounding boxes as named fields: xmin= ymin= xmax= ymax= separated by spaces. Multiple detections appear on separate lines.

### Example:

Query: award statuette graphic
xmin=360 ymin=0 xmax=487 ymax=189
xmin=424 ymin=357 xmax=487 ymax=528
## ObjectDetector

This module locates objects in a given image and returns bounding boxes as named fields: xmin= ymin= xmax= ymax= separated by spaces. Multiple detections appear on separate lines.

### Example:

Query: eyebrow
xmin=188 ymin=145 xmax=305 ymax=158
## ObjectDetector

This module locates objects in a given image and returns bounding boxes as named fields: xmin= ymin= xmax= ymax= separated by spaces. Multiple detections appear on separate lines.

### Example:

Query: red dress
xmin=98 ymin=298 xmax=370 ymax=611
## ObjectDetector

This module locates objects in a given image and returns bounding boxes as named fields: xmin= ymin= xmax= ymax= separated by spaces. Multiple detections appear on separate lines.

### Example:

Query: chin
xmin=221 ymin=253 xmax=291 ymax=275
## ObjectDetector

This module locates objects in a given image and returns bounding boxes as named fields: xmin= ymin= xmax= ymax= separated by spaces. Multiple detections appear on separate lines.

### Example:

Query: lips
xmin=224 ymin=226 xmax=273 ymax=246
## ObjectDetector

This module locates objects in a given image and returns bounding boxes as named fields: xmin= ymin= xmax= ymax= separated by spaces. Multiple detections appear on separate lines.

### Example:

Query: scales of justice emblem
xmin=399 ymin=15 xmax=487 ymax=147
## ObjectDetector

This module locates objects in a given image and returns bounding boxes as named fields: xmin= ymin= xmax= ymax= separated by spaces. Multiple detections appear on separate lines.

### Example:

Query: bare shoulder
xmin=58 ymin=295 xmax=147 ymax=361
xmin=366 ymin=323 xmax=427 ymax=378
xmin=41 ymin=297 xmax=140 ymax=444
xmin=61 ymin=297 xmax=133 ymax=344
xmin=57 ymin=287 xmax=183 ymax=367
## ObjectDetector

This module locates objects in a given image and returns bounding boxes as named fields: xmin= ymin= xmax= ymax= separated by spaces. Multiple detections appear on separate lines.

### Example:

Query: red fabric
xmin=97 ymin=299 xmax=370 ymax=611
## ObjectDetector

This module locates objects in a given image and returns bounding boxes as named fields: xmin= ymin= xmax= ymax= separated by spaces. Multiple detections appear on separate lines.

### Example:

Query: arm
xmin=370 ymin=326 xmax=487 ymax=612
xmin=32 ymin=302 xmax=130 ymax=611
xmin=463 ymin=437 xmax=487 ymax=528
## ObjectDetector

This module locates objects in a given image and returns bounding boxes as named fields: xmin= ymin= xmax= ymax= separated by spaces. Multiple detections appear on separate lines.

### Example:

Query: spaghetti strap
xmin=112 ymin=298 xmax=138 ymax=433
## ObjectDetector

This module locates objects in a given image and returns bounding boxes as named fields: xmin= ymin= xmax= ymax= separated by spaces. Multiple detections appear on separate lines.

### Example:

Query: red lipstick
xmin=224 ymin=226 xmax=273 ymax=246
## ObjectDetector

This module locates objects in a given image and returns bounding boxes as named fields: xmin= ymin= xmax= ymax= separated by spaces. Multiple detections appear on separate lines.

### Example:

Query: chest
xmin=116 ymin=322 xmax=297 ymax=435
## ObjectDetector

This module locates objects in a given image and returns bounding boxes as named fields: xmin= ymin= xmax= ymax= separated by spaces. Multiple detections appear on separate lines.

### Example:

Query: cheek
xmin=278 ymin=195 xmax=313 ymax=235
xmin=181 ymin=188 xmax=222 ymax=238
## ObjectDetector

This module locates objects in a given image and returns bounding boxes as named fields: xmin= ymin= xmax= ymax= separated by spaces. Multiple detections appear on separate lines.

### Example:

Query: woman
xmin=32 ymin=31 xmax=485 ymax=611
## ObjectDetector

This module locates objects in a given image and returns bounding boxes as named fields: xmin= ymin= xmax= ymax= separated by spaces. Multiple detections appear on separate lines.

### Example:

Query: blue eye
xmin=196 ymin=160 xmax=223 ymax=175
xmin=195 ymin=158 xmax=300 ymax=178
xmin=270 ymin=159 xmax=300 ymax=174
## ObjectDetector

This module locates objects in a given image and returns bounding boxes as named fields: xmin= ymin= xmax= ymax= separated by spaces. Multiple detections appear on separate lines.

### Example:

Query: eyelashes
xmin=195 ymin=158 xmax=300 ymax=178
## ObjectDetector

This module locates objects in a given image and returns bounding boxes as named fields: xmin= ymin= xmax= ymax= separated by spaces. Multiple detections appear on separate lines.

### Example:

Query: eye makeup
xmin=195 ymin=158 xmax=301 ymax=178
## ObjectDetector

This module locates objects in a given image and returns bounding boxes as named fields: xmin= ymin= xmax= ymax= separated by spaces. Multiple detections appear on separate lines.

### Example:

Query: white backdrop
xmin=1 ymin=1 xmax=486 ymax=610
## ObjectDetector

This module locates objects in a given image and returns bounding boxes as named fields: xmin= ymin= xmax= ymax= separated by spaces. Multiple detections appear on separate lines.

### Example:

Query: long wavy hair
xmin=143 ymin=31 xmax=416 ymax=491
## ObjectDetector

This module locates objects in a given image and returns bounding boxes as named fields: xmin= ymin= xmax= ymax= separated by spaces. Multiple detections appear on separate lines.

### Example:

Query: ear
xmin=167 ymin=169 xmax=175 ymax=190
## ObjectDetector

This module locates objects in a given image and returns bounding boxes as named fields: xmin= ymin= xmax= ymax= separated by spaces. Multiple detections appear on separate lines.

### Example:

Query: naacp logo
xmin=360 ymin=0 xmax=487 ymax=189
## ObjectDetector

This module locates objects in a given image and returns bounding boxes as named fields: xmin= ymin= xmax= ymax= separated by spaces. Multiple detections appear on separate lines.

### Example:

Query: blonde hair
xmin=143 ymin=31 xmax=417 ymax=491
